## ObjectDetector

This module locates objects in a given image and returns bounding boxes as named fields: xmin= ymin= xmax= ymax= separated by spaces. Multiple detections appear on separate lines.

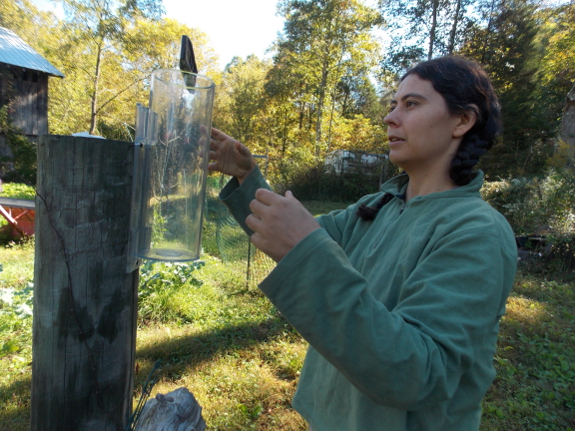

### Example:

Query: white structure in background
xmin=324 ymin=150 xmax=388 ymax=175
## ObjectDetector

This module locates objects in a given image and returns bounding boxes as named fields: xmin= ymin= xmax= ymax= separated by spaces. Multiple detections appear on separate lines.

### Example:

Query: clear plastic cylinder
xmin=136 ymin=70 xmax=215 ymax=261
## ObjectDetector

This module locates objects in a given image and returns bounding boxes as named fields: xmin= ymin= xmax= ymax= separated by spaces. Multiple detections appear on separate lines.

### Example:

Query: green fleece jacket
xmin=220 ymin=167 xmax=517 ymax=431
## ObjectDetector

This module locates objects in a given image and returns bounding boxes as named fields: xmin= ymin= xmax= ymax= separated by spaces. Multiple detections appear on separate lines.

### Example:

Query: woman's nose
xmin=384 ymin=111 xmax=398 ymax=127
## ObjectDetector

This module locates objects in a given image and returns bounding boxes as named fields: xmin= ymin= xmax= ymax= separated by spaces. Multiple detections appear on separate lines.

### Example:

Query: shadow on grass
xmin=0 ymin=376 xmax=31 ymax=431
xmin=135 ymin=314 xmax=295 ymax=381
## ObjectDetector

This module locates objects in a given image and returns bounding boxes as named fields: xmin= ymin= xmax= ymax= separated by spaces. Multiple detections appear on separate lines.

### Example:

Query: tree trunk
xmin=447 ymin=0 xmax=462 ymax=54
xmin=481 ymin=0 xmax=497 ymax=64
xmin=90 ymin=43 xmax=103 ymax=135
xmin=560 ymin=82 xmax=575 ymax=167
xmin=31 ymin=135 xmax=139 ymax=431
xmin=428 ymin=0 xmax=439 ymax=60
xmin=315 ymin=64 xmax=329 ymax=157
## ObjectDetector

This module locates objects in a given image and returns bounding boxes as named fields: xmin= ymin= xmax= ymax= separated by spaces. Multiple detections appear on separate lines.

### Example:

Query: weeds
xmin=0 ymin=240 xmax=34 ymax=431
xmin=481 ymin=272 xmax=575 ymax=431
xmin=0 ymin=221 xmax=573 ymax=430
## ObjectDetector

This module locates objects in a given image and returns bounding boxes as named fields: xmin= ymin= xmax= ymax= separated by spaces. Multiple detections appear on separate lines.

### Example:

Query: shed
xmin=0 ymin=26 xmax=64 ymax=167
xmin=324 ymin=149 xmax=389 ymax=175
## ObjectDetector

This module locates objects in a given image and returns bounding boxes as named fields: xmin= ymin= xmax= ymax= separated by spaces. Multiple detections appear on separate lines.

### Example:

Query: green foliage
xmin=270 ymin=0 xmax=383 ymax=159
xmin=481 ymin=271 xmax=575 ymax=430
xmin=0 ymin=106 xmax=37 ymax=186
xmin=0 ymin=239 xmax=34 ymax=427
xmin=137 ymin=260 xmax=205 ymax=323
xmin=214 ymin=56 xmax=272 ymax=147
xmin=21 ymin=1 xmax=219 ymax=138
xmin=49 ymin=0 xmax=164 ymax=135
xmin=461 ymin=0 xmax=554 ymax=177
xmin=536 ymin=3 xmax=575 ymax=129
xmin=0 ymin=282 xmax=33 ymax=358
xmin=380 ymin=0 xmax=475 ymax=70
xmin=0 ymin=226 xmax=574 ymax=430
xmin=481 ymin=168 xmax=575 ymax=235
xmin=280 ymin=162 xmax=394 ymax=202
xmin=0 ymin=182 xmax=35 ymax=200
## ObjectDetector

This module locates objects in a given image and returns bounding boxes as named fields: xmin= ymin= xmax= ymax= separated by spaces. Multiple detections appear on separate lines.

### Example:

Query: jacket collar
xmin=380 ymin=171 xmax=484 ymax=200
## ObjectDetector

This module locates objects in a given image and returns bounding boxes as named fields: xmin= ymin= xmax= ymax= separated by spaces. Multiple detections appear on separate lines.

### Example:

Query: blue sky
xmin=29 ymin=0 xmax=286 ymax=68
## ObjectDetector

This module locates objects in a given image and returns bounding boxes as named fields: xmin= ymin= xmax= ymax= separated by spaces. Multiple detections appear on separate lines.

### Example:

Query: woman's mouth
xmin=388 ymin=136 xmax=405 ymax=145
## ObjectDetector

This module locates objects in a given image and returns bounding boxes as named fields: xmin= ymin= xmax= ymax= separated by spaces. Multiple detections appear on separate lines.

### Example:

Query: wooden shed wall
xmin=0 ymin=64 xmax=49 ymax=138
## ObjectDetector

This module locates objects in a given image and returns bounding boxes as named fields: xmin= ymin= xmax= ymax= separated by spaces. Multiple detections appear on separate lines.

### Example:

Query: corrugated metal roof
xmin=0 ymin=26 xmax=64 ymax=77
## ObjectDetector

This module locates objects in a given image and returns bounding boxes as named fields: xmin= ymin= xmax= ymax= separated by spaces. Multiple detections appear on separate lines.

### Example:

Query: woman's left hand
xmin=246 ymin=189 xmax=321 ymax=262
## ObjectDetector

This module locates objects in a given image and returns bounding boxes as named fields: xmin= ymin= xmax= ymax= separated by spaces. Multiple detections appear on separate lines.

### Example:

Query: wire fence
xmin=204 ymin=167 xmax=275 ymax=289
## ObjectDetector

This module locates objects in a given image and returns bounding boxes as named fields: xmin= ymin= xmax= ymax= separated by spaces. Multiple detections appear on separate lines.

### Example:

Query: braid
xmin=356 ymin=193 xmax=394 ymax=221
xmin=401 ymin=56 xmax=502 ymax=185
xmin=449 ymin=133 xmax=491 ymax=186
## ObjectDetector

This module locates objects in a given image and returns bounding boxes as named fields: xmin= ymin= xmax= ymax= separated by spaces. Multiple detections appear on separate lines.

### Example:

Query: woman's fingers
xmin=211 ymin=127 xmax=231 ymax=141
xmin=245 ymin=189 xmax=321 ymax=262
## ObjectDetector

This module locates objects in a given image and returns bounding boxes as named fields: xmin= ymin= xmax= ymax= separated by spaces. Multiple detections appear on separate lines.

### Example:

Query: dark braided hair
xmin=404 ymin=56 xmax=502 ymax=185
xmin=357 ymin=56 xmax=501 ymax=221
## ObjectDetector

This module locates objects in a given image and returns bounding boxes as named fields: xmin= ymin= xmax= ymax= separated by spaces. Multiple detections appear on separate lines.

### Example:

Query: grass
xmin=0 ymin=199 xmax=573 ymax=430
xmin=0 ymin=183 xmax=35 ymax=201
xmin=480 ymin=267 xmax=575 ymax=430
xmin=0 ymin=239 xmax=34 ymax=431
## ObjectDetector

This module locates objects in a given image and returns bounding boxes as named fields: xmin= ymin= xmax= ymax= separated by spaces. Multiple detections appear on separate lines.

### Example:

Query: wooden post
xmin=31 ymin=135 xmax=139 ymax=431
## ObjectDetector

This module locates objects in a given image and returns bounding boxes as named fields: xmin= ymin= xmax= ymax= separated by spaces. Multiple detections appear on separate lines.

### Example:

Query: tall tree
xmin=559 ymin=83 xmax=575 ymax=168
xmin=270 ymin=0 xmax=383 ymax=157
xmin=379 ymin=0 xmax=476 ymax=72
xmin=214 ymin=55 xmax=272 ymax=149
xmin=460 ymin=0 xmax=552 ymax=176
xmin=54 ymin=0 xmax=164 ymax=134
xmin=536 ymin=2 xmax=575 ymax=142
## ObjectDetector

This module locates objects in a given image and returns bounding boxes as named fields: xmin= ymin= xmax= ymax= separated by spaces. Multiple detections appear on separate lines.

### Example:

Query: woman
xmin=208 ymin=56 xmax=517 ymax=431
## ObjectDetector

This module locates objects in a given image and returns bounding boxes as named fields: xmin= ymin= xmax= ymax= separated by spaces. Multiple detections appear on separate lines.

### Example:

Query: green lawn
xmin=0 ymin=208 xmax=573 ymax=430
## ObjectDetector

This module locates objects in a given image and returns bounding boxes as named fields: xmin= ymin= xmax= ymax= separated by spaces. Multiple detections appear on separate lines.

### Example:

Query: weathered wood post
xmin=31 ymin=135 xmax=138 ymax=430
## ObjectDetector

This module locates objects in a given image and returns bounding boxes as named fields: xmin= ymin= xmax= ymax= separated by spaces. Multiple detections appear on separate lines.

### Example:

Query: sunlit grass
xmin=0 ymin=233 xmax=573 ymax=430
xmin=0 ymin=239 xmax=34 ymax=289
xmin=133 ymin=256 xmax=308 ymax=430
xmin=480 ymin=271 xmax=575 ymax=431
xmin=0 ymin=240 xmax=34 ymax=431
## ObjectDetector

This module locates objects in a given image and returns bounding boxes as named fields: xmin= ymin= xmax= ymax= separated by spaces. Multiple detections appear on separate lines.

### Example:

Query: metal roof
xmin=0 ymin=27 xmax=64 ymax=78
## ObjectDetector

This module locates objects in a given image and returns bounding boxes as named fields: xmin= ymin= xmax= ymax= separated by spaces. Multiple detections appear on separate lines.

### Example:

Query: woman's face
xmin=384 ymin=74 xmax=467 ymax=176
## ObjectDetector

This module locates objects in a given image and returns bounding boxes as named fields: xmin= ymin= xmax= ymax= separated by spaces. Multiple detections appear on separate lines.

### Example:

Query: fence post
xmin=31 ymin=135 xmax=138 ymax=431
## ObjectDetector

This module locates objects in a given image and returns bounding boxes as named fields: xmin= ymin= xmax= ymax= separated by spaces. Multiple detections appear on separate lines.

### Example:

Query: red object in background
xmin=0 ymin=197 xmax=35 ymax=238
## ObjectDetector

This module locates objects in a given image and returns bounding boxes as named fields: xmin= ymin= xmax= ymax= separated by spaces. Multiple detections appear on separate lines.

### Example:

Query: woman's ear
xmin=453 ymin=106 xmax=478 ymax=138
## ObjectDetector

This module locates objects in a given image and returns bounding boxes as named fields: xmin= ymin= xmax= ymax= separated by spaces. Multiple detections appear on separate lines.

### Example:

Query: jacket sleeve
xmin=219 ymin=166 xmax=272 ymax=236
xmin=219 ymin=164 xmax=377 ymax=242
xmin=259 ymin=224 xmax=517 ymax=410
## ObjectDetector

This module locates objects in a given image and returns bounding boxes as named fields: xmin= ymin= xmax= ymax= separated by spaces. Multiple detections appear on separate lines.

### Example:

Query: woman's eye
xmin=406 ymin=101 xmax=417 ymax=107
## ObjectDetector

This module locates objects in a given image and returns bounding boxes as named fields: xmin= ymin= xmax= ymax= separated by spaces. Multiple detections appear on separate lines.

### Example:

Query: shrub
xmin=0 ymin=106 xmax=37 ymax=185
xmin=138 ymin=260 xmax=205 ymax=323
xmin=280 ymin=162 xmax=398 ymax=202
xmin=481 ymin=168 xmax=575 ymax=236
xmin=482 ymin=169 xmax=575 ymax=275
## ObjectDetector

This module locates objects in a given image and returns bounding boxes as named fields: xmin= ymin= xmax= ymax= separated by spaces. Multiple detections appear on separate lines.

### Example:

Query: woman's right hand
xmin=208 ymin=127 xmax=256 ymax=184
